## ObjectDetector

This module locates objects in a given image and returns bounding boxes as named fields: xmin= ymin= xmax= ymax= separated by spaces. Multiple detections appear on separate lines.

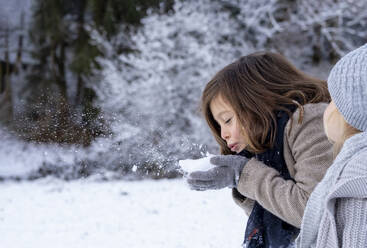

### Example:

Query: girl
xmin=296 ymin=44 xmax=367 ymax=247
xmin=186 ymin=52 xmax=334 ymax=247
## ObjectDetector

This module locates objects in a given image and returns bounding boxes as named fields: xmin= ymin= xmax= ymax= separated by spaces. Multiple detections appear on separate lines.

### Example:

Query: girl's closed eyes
xmin=224 ymin=118 xmax=231 ymax=124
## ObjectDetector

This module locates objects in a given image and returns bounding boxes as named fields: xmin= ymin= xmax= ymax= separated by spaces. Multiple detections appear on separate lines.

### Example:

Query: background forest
xmin=1 ymin=0 xmax=367 ymax=180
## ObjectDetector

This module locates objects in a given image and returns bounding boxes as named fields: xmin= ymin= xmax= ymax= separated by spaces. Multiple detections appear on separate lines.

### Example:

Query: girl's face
xmin=323 ymin=100 xmax=345 ymax=143
xmin=210 ymin=95 xmax=249 ymax=153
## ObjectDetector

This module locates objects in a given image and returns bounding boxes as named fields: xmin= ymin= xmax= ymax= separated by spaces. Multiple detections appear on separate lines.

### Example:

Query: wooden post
xmin=15 ymin=11 xmax=24 ymax=72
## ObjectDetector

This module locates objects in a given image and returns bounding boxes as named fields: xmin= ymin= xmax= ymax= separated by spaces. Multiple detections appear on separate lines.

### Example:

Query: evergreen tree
xmin=22 ymin=0 xmax=173 ymax=145
xmin=0 ymin=26 xmax=13 ymax=125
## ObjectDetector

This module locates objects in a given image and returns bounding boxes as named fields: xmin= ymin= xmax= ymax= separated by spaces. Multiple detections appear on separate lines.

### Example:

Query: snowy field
xmin=0 ymin=178 xmax=246 ymax=248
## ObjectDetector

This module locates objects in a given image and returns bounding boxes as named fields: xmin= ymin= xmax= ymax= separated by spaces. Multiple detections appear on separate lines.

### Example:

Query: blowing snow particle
xmin=178 ymin=154 xmax=216 ymax=173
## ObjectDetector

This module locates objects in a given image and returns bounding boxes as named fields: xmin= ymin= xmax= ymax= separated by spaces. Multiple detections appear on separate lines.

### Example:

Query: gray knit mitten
xmin=187 ymin=155 xmax=248 ymax=191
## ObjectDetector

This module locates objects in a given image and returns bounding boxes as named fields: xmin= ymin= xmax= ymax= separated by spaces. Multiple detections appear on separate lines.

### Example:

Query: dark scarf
xmin=238 ymin=108 xmax=299 ymax=248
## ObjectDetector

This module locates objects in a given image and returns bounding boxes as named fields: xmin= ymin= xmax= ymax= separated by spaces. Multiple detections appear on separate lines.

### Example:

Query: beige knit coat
xmin=232 ymin=103 xmax=334 ymax=228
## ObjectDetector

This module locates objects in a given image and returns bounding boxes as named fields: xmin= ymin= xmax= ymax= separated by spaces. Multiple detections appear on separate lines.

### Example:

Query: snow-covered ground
xmin=0 ymin=178 xmax=246 ymax=248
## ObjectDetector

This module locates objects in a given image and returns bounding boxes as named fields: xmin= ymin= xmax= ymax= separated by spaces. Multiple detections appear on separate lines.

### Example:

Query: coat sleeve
xmin=233 ymin=103 xmax=333 ymax=228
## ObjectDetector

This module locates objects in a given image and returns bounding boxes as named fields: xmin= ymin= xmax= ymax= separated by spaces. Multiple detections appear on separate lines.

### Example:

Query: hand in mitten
xmin=187 ymin=155 xmax=249 ymax=191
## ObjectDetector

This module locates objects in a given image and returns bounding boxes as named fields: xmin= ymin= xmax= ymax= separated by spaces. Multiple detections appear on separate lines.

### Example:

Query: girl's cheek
xmin=324 ymin=120 xmax=334 ymax=142
xmin=323 ymin=109 xmax=330 ymax=138
xmin=324 ymin=109 xmax=343 ymax=143
xmin=323 ymin=103 xmax=335 ymax=140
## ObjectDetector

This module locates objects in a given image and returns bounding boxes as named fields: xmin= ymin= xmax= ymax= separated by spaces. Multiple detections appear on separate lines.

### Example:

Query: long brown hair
xmin=201 ymin=51 xmax=330 ymax=155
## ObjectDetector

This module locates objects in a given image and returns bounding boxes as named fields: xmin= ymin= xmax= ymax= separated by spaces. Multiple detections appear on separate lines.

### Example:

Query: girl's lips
xmin=229 ymin=143 xmax=238 ymax=152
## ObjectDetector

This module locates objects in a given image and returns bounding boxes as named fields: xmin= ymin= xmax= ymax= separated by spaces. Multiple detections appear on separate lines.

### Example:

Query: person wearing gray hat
xmin=296 ymin=44 xmax=367 ymax=248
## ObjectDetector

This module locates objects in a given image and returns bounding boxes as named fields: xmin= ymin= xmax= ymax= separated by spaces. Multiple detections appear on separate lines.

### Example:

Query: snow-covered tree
xmin=88 ymin=0 xmax=367 ymax=178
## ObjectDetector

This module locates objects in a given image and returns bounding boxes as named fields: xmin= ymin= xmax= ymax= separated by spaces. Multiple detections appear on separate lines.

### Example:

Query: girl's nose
xmin=221 ymin=128 xmax=230 ymax=140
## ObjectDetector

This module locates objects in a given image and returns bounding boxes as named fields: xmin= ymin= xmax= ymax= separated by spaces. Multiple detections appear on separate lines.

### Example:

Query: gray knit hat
xmin=327 ymin=43 xmax=367 ymax=131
